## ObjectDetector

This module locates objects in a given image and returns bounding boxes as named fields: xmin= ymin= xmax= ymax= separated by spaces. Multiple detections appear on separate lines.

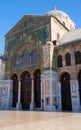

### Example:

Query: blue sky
xmin=0 ymin=0 xmax=81 ymax=53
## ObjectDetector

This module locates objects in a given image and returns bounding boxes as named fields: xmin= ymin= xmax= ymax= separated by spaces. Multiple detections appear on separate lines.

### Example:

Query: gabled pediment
xmin=5 ymin=15 xmax=51 ymax=37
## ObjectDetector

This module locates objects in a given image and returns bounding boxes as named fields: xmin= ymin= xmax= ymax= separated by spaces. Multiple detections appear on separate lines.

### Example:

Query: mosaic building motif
xmin=0 ymin=7 xmax=81 ymax=112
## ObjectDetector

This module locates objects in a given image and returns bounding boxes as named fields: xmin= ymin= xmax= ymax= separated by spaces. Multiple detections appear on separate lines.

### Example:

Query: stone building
xmin=55 ymin=29 xmax=81 ymax=112
xmin=1 ymin=7 xmax=81 ymax=112
xmin=0 ymin=55 xmax=6 ymax=80
xmin=0 ymin=55 xmax=12 ymax=110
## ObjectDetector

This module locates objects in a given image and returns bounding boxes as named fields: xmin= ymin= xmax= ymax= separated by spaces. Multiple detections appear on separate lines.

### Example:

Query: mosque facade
xmin=0 ymin=7 xmax=81 ymax=112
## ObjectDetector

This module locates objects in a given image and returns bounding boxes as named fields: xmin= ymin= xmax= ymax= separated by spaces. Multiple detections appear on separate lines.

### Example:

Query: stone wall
xmin=0 ymin=80 xmax=13 ymax=110
xmin=57 ymin=42 xmax=81 ymax=80
xmin=0 ymin=59 xmax=5 ymax=80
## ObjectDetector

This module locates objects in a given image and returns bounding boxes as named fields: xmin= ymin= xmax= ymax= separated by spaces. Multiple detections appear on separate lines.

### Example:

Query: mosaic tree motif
xmin=37 ymin=26 xmax=50 ymax=45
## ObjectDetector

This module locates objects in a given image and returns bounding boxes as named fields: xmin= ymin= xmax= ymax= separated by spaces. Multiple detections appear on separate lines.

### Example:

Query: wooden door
xmin=34 ymin=70 xmax=41 ymax=107
xmin=21 ymin=72 xmax=31 ymax=110
xmin=12 ymin=74 xmax=18 ymax=107
xmin=61 ymin=73 xmax=72 ymax=111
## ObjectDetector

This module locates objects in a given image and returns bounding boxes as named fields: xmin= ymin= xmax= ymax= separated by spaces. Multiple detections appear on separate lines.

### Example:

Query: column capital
xmin=46 ymin=41 xmax=52 ymax=44
xmin=18 ymin=77 xmax=21 ymax=81
xmin=70 ymin=79 xmax=78 ymax=83
xmin=31 ymin=74 xmax=34 ymax=80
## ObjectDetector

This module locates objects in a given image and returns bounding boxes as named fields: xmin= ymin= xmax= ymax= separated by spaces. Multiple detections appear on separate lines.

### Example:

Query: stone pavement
xmin=0 ymin=111 xmax=81 ymax=130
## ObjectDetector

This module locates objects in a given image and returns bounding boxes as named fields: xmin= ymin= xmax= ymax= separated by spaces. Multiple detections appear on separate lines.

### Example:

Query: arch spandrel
xmin=13 ymin=42 xmax=35 ymax=56
xmin=61 ymin=72 xmax=70 ymax=81
xmin=59 ymin=71 xmax=70 ymax=81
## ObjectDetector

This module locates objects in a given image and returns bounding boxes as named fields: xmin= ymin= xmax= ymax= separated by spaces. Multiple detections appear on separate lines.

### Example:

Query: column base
xmin=16 ymin=102 xmax=22 ymax=110
xmin=30 ymin=102 xmax=35 ymax=111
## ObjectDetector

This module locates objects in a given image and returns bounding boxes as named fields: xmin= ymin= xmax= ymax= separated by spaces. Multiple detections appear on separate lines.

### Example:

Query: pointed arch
xmin=57 ymin=55 xmax=62 ymax=68
xmin=65 ymin=53 xmax=71 ymax=66
xmin=75 ymin=51 xmax=81 ymax=64
xmin=61 ymin=72 xmax=72 ymax=111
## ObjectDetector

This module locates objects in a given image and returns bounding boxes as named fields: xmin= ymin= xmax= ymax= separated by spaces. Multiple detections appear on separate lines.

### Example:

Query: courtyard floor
xmin=0 ymin=111 xmax=81 ymax=130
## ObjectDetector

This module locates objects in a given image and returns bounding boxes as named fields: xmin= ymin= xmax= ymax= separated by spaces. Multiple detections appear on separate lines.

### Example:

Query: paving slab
xmin=0 ymin=111 xmax=81 ymax=130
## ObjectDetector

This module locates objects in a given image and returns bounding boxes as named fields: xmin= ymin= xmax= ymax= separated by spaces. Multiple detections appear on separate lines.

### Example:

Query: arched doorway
xmin=61 ymin=72 xmax=72 ymax=111
xmin=21 ymin=71 xmax=31 ymax=110
xmin=34 ymin=69 xmax=41 ymax=108
xmin=78 ymin=70 xmax=81 ymax=105
xmin=12 ymin=74 xmax=18 ymax=107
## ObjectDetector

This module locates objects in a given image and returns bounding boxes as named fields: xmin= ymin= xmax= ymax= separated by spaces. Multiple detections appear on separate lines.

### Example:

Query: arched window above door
xmin=22 ymin=50 xmax=30 ymax=66
xmin=31 ymin=50 xmax=38 ymax=64
xmin=15 ymin=54 xmax=20 ymax=67
xmin=57 ymin=55 xmax=62 ymax=68
xmin=75 ymin=51 xmax=81 ymax=64
xmin=15 ymin=49 xmax=38 ymax=68
xmin=65 ymin=53 xmax=71 ymax=66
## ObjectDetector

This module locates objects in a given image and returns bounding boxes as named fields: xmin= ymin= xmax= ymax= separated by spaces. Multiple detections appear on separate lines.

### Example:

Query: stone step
xmin=35 ymin=107 xmax=41 ymax=111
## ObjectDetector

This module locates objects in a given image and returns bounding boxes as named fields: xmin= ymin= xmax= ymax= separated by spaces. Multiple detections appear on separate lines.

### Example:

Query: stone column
xmin=57 ymin=81 xmax=62 ymax=111
xmin=30 ymin=75 xmax=35 ymax=110
xmin=16 ymin=77 xmax=22 ymax=110
xmin=70 ymin=79 xmax=80 ymax=112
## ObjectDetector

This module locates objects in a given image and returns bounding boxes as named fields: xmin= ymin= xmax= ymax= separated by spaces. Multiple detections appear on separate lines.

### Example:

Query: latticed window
xmin=31 ymin=50 xmax=37 ymax=64
xmin=75 ymin=51 xmax=81 ymax=64
xmin=15 ymin=54 xmax=20 ymax=67
xmin=65 ymin=53 xmax=71 ymax=66
xmin=22 ymin=51 xmax=30 ymax=66
xmin=57 ymin=55 xmax=62 ymax=68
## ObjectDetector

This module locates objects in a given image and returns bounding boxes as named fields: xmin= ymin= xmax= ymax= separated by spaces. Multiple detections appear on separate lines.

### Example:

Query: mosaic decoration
xmin=5 ymin=26 xmax=50 ymax=58
xmin=36 ymin=26 xmax=49 ymax=45
xmin=4 ymin=16 xmax=51 ymax=75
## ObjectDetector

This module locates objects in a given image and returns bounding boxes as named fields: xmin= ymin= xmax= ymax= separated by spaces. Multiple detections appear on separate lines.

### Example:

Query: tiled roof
xmin=0 ymin=55 xmax=6 ymax=61
xmin=58 ymin=28 xmax=81 ymax=45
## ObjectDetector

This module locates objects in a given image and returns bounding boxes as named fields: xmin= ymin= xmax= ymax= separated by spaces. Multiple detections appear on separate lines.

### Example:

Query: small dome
xmin=46 ymin=6 xmax=75 ymax=31
xmin=47 ymin=9 xmax=69 ymax=18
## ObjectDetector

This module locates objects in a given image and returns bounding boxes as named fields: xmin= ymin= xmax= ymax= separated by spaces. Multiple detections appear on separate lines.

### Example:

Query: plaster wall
xmin=50 ymin=17 xmax=68 ymax=41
